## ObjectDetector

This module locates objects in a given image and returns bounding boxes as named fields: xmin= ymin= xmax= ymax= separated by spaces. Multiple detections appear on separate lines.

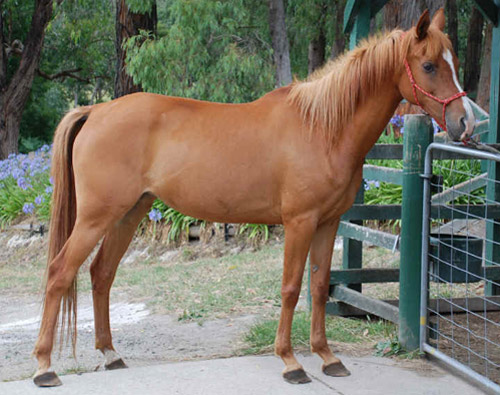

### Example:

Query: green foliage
xmin=239 ymin=223 xmax=270 ymax=242
xmin=0 ymin=149 xmax=52 ymax=226
xmin=151 ymin=200 xmax=200 ymax=241
xmin=126 ymin=0 xmax=156 ymax=14
xmin=16 ymin=0 xmax=115 ymax=146
xmin=242 ymin=312 xmax=396 ymax=355
xmin=124 ymin=0 xmax=274 ymax=102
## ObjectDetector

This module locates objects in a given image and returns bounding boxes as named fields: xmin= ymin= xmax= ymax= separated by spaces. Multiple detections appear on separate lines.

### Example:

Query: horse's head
xmin=398 ymin=8 xmax=475 ymax=141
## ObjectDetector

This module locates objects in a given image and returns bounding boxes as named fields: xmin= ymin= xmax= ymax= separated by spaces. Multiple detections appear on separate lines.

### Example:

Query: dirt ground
xmin=429 ymin=311 xmax=500 ymax=385
xmin=0 ymin=225 xmax=444 ymax=383
xmin=0 ymin=227 xmax=272 ymax=382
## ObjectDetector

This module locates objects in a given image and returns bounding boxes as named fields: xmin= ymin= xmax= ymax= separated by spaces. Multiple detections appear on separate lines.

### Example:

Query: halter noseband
xmin=403 ymin=53 xmax=467 ymax=132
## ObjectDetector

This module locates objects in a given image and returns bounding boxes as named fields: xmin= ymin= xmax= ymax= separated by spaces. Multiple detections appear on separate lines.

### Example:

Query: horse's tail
xmin=44 ymin=106 xmax=92 ymax=354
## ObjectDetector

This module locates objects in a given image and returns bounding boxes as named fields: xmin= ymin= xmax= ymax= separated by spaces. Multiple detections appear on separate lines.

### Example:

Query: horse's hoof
xmin=322 ymin=361 xmax=351 ymax=377
xmin=105 ymin=358 xmax=128 ymax=370
xmin=283 ymin=368 xmax=312 ymax=384
xmin=33 ymin=371 xmax=62 ymax=387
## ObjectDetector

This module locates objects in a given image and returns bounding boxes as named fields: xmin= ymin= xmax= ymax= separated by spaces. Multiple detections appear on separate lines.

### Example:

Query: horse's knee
xmin=281 ymin=284 xmax=301 ymax=306
xmin=310 ymin=281 xmax=330 ymax=305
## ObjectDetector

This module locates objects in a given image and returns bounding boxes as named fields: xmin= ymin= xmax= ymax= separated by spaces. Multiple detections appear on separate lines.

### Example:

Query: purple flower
xmin=431 ymin=118 xmax=442 ymax=134
xmin=148 ymin=208 xmax=162 ymax=222
xmin=390 ymin=115 xmax=404 ymax=129
xmin=22 ymin=203 xmax=35 ymax=214
xmin=17 ymin=177 xmax=31 ymax=190
xmin=11 ymin=168 xmax=24 ymax=180
xmin=45 ymin=185 xmax=53 ymax=194
xmin=364 ymin=180 xmax=380 ymax=191
xmin=34 ymin=195 xmax=44 ymax=205
xmin=49 ymin=176 xmax=54 ymax=185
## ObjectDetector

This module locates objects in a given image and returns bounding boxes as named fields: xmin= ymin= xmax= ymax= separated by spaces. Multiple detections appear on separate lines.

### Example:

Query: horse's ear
xmin=416 ymin=9 xmax=430 ymax=41
xmin=431 ymin=8 xmax=446 ymax=31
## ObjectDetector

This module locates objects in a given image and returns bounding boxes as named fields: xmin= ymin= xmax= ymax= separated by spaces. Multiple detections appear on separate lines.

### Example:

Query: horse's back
xmin=71 ymin=91 xmax=299 ymax=223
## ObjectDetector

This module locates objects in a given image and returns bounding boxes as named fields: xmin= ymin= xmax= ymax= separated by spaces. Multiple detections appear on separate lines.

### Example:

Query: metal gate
xmin=420 ymin=143 xmax=500 ymax=393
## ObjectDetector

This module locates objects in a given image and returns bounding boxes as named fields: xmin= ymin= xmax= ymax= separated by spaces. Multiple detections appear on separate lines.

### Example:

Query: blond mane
xmin=287 ymin=27 xmax=451 ymax=148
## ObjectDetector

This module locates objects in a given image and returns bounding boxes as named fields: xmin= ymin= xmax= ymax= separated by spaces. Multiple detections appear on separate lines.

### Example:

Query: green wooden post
xmin=486 ymin=11 xmax=500 ymax=296
xmin=399 ymin=115 xmax=433 ymax=350
xmin=340 ymin=0 xmax=371 ymax=293
xmin=349 ymin=2 xmax=370 ymax=50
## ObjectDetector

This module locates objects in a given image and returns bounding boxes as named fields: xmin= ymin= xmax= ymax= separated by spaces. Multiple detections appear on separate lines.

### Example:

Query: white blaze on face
xmin=442 ymin=49 xmax=474 ymax=124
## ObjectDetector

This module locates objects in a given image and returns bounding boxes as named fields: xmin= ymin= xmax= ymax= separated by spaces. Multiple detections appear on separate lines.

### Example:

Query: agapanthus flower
xmin=22 ymin=202 xmax=35 ymax=214
xmin=364 ymin=180 xmax=380 ymax=191
xmin=148 ymin=208 xmax=162 ymax=222
xmin=17 ymin=177 xmax=31 ymax=190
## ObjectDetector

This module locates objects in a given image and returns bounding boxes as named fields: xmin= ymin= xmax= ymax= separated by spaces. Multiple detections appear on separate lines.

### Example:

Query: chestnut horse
xmin=33 ymin=9 xmax=474 ymax=387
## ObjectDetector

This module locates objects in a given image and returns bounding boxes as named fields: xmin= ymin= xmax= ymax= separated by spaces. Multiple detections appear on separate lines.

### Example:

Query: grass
xmin=241 ymin=311 xmax=397 ymax=355
xmin=106 ymin=242 xmax=285 ymax=320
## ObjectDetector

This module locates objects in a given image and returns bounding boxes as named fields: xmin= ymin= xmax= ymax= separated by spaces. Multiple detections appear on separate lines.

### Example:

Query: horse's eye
xmin=423 ymin=62 xmax=435 ymax=73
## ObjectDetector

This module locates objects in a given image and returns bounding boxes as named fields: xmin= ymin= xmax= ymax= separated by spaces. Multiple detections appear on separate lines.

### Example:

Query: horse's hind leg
xmin=309 ymin=220 xmax=350 ymax=377
xmin=33 ymin=209 xmax=121 ymax=386
xmin=90 ymin=194 xmax=155 ymax=370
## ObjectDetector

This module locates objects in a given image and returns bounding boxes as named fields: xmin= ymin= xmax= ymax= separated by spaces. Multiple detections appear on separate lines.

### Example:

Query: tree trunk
xmin=308 ymin=30 xmax=326 ymax=75
xmin=400 ymin=0 xmax=426 ymax=29
xmin=0 ymin=0 xmax=54 ymax=159
xmin=308 ymin=1 xmax=327 ymax=76
xmin=331 ymin=0 xmax=346 ymax=59
xmin=463 ymin=7 xmax=484 ymax=95
xmin=477 ymin=23 xmax=492 ymax=111
xmin=426 ymin=0 xmax=445 ymax=16
xmin=114 ymin=0 xmax=157 ymax=98
xmin=445 ymin=0 xmax=459 ymax=54
xmin=268 ymin=0 xmax=292 ymax=87
xmin=383 ymin=0 xmax=402 ymax=30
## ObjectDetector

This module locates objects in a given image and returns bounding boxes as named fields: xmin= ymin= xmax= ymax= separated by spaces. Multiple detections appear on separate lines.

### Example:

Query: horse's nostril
xmin=460 ymin=117 xmax=466 ymax=131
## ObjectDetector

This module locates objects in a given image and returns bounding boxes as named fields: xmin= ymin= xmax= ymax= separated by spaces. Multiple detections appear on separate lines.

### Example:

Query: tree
xmin=114 ymin=0 xmax=157 ymax=98
xmin=477 ymin=23 xmax=492 ymax=110
xmin=0 ymin=0 xmax=55 ymax=159
xmin=268 ymin=0 xmax=292 ymax=86
xmin=307 ymin=1 xmax=326 ymax=74
xmin=331 ymin=0 xmax=346 ymax=59
xmin=445 ymin=0 xmax=458 ymax=54
xmin=463 ymin=7 xmax=484 ymax=95
xmin=383 ymin=0 xmax=402 ymax=31
xmin=123 ymin=0 xmax=273 ymax=103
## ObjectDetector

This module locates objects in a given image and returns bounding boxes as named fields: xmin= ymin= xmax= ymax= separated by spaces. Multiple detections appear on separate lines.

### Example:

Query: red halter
xmin=403 ymin=58 xmax=467 ymax=132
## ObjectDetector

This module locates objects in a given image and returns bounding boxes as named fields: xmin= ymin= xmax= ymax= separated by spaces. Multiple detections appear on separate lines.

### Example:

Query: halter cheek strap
xmin=403 ymin=58 xmax=467 ymax=132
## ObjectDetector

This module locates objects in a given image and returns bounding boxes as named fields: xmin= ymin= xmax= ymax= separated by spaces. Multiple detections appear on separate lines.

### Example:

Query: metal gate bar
xmin=420 ymin=143 xmax=500 ymax=393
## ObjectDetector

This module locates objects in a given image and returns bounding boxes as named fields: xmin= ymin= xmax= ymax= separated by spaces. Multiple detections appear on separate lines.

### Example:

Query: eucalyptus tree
xmin=123 ymin=0 xmax=274 ymax=103
xmin=0 ymin=0 xmax=56 ymax=158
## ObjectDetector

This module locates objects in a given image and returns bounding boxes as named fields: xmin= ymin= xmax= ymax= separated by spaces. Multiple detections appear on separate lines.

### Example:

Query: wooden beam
xmin=338 ymin=221 xmax=399 ymax=251
xmin=330 ymin=267 xmax=500 ymax=286
xmin=326 ymin=296 xmax=500 ymax=318
xmin=472 ymin=0 xmax=499 ymax=26
xmin=343 ymin=0 xmax=361 ymax=34
xmin=431 ymin=173 xmax=487 ymax=204
xmin=363 ymin=164 xmax=403 ymax=185
xmin=342 ymin=204 xmax=401 ymax=220
xmin=330 ymin=268 xmax=400 ymax=285
xmin=332 ymin=285 xmax=399 ymax=323
xmin=366 ymin=144 xmax=403 ymax=159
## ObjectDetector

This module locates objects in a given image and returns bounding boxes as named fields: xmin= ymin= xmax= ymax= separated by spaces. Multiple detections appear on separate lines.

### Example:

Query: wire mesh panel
xmin=421 ymin=143 xmax=500 ymax=393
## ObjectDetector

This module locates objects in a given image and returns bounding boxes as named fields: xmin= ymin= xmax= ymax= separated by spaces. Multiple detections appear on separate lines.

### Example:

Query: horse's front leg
xmin=275 ymin=215 xmax=317 ymax=384
xmin=309 ymin=219 xmax=350 ymax=377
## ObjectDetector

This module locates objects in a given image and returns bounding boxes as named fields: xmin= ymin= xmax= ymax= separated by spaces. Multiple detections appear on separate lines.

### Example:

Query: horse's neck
xmin=336 ymin=78 xmax=403 ymax=164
